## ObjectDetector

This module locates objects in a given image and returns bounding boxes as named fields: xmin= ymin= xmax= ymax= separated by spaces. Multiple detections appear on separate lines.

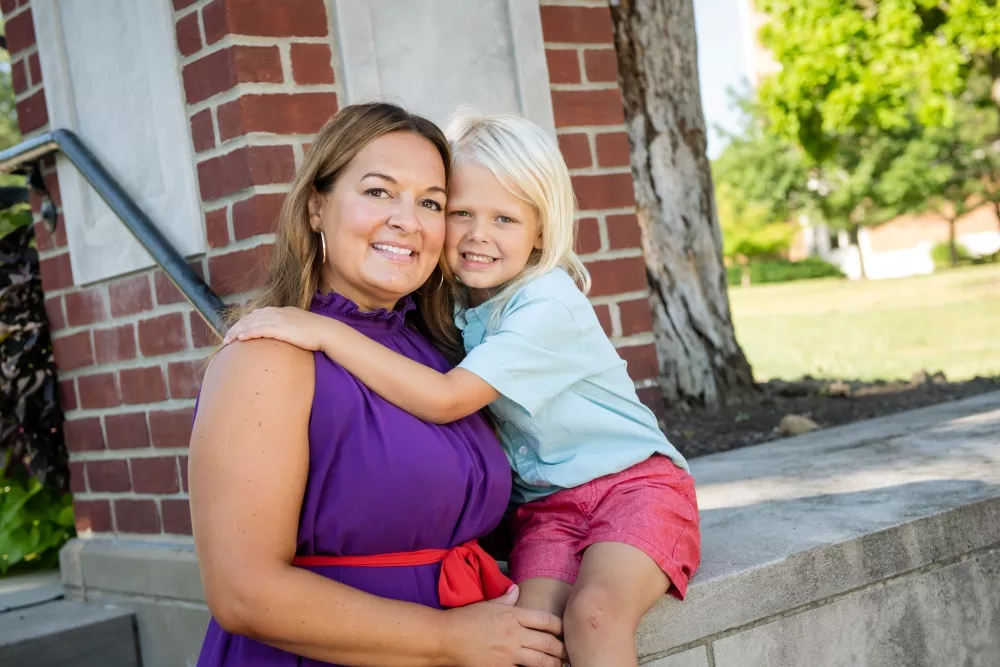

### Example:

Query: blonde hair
xmin=445 ymin=111 xmax=591 ymax=320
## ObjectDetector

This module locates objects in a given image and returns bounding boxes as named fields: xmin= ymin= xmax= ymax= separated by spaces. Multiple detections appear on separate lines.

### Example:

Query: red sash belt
xmin=292 ymin=540 xmax=513 ymax=609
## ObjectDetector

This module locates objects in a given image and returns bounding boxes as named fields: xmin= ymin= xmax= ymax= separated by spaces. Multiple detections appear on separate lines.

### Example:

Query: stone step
xmin=0 ymin=573 xmax=139 ymax=667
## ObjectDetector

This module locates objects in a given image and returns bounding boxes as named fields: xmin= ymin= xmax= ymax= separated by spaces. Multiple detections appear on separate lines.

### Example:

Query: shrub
xmin=930 ymin=242 xmax=999 ymax=269
xmin=727 ymin=257 xmax=845 ymax=286
xmin=0 ymin=467 xmax=75 ymax=575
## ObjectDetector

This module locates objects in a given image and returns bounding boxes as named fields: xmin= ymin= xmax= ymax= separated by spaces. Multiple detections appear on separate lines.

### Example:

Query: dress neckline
xmin=309 ymin=290 xmax=415 ymax=335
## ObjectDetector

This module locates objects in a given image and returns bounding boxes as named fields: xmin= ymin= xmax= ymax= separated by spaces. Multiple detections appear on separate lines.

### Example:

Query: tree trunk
xmin=610 ymin=0 xmax=755 ymax=407
xmin=849 ymin=224 xmax=868 ymax=280
xmin=948 ymin=217 xmax=958 ymax=267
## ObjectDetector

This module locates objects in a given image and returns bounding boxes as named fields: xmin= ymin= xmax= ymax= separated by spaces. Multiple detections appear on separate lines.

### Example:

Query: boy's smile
xmin=445 ymin=162 xmax=543 ymax=305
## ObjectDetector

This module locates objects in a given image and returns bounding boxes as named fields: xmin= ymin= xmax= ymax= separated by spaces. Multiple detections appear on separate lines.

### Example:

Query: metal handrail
xmin=0 ymin=130 xmax=226 ymax=335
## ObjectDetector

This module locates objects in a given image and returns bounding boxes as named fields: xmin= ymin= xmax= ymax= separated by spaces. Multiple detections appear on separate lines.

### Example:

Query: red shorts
xmin=508 ymin=455 xmax=700 ymax=599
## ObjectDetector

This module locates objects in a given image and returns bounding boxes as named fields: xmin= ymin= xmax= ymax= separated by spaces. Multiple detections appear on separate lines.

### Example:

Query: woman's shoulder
xmin=202 ymin=339 xmax=315 ymax=402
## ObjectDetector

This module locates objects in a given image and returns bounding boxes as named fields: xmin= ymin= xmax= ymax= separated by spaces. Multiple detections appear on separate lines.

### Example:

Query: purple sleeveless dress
xmin=196 ymin=291 xmax=512 ymax=667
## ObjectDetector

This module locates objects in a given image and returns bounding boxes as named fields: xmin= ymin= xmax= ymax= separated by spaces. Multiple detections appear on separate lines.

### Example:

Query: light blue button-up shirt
xmin=456 ymin=269 xmax=689 ymax=505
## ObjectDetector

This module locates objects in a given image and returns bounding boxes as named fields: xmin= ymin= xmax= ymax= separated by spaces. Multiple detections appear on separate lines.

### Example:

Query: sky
xmin=692 ymin=0 xmax=753 ymax=159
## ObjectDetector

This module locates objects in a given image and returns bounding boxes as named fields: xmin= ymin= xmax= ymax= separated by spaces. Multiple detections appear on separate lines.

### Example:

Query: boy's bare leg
xmin=562 ymin=542 xmax=669 ymax=667
xmin=515 ymin=576 xmax=573 ymax=617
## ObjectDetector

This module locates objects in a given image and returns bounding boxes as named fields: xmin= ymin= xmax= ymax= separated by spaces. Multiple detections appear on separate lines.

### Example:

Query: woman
xmin=190 ymin=103 xmax=566 ymax=667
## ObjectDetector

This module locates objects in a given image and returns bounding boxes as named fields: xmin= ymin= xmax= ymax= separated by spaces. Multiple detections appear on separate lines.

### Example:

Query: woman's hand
xmin=442 ymin=586 xmax=567 ymax=667
xmin=223 ymin=307 xmax=330 ymax=352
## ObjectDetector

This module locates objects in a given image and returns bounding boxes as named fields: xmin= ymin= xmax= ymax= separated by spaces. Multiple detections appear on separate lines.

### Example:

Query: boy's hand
xmin=223 ymin=307 xmax=330 ymax=352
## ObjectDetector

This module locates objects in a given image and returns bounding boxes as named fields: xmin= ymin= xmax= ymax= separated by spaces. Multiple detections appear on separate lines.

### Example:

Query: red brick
xmin=208 ymin=244 xmax=272 ymax=296
xmin=190 ymin=108 xmax=215 ymax=153
xmin=558 ymin=133 xmax=592 ymax=170
xmin=105 ymin=412 xmax=150 ymax=450
xmin=33 ymin=218 xmax=67 ymax=252
xmin=180 ymin=455 xmax=190 ymax=491
xmin=52 ymin=332 xmax=94 ymax=372
xmin=10 ymin=59 xmax=26 ymax=95
xmin=154 ymin=261 xmax=206 ymax=305
xmin=552 ymin=89 xmax=624 ymax=128
xmin=68 ymin=461 xmax=87 ymax=494
xmin=584 ymin=49 xmax=619 ymax=83
xmin=607 ymin=213 xmax=643 ymax=249
xmin=593 ymin=303 xmax=613 ymax=337
xmin=64 ymin=417 xmax=104 ymax=452
xmin=44 ymin=296 xmax=65 ymax=330
xmin=175 ymin=11 xmax=202 ymax=57
xmin=120 ymin=366 xmax=169 ymax=405
xmin=217 ymin=93 xmax=338 ymax=142
xmin=109 ymin=274 xmax=153 ymax=317
xmin=617 ymin=343 xmax=659 ymax=381
xmin=540 ymin=5 xmax=614 ymax=44
xmin=290 ymin=42 xmax=335 ymax=85
xmin=596 ymin=133 xmax=631 ymax=168
xmin=39 ymin=252 xmax=73 ymax=290
xmin=131 ymin=456 xmax=180 ymax=494
xmin=94 ymin=324 xmax=137 ymax=364
xmin=197 ymin=145 xmax=296 ymax=201
xmin=233 ymin=192 xmax=283 ymax=240
xmin=618 ymin=298 xmax=654 ymax=337
xmin=162 ymin=498 xmax=193 ymax=535
xmin=27 ymin=52 xmax=41 ymax=86
xmin=0 ymin=0 xmax=18 ymax=15
xmin=15 ymin=89 xmax=47 ymax=134
xmin=87 ymin=459 xmax=131 ymax=492
xmin=114 ymin=499 xmax=161 ymax=534
xmin=546 ymin=49 xmax=580 ymax=84
xmin=5 ymin=7 xmax=35 ymax=53
xmin=173 ymin=0 xmax=199 ymax=9
xmin=183 ymin=45 xmax=283 ymax=105
xmin=138 ymin=313 xmax=188 ymax=357
xmin=575 ymin=217 xmax=601 ymax=254
xmin=168 ymin=359 xmax=206 ymax=399
xmin=65 ymin=288 xmax=108 ymax=327
xmin=203 ymin=0 xmax=328 ymax=44
xmin=587 ymin=256 xmax=648 ymax=297
xmin=150 ymin=408 xmax=195 ymax=449
xmin=58 ymin=379 xmax=78 ymax=411
xmin=637 ymin=385 xmax=665 ymax=420
xmin=74 ymin=500 xmax=113 ymax=533
xmin=78 ymin=372 xmax=121 ymax=410
xmin=572 ymin=173 xmax=635 ymax=211
xmin=205 ymin=207 xmax=230 ymax=248
xmin=190 ymin=311 xmax=220 ymax=348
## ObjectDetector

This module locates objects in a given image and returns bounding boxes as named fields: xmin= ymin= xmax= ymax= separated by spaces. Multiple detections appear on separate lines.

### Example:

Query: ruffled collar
xmin=309 ymin=290 xmax=415 ymax=335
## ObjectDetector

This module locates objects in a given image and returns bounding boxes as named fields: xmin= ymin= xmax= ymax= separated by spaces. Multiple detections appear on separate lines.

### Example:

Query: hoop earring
xmin=434 ymin=271 xmax=444 ymax=292
xmin=318 ymin=231 xmax=327 ymax=265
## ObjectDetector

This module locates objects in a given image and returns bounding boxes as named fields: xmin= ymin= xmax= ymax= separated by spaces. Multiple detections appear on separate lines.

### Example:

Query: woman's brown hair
xmin=238 ymin=102 xmax=464 ymax=363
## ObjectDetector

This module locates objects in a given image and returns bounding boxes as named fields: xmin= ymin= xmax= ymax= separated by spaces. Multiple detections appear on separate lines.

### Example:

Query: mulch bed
xmin=663 ymin=373 xmax=1000 ymax=459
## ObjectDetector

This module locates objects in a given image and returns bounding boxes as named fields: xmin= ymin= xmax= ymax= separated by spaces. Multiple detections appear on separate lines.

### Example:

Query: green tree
xmin=877 ymin=93 xmax=1000 ymax=265
xmin=756 ymin=0 xmax=1000 ymax=159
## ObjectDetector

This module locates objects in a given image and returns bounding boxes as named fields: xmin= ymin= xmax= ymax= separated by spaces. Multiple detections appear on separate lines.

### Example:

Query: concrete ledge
xmin=638 ymin=391 xmax=1000 ymax=665
xmin=0 ymin=599 xmax=139 ymax=667
xmin=59 ymin=538 xmax=207 ymax=667
xmin=58 ymin=392 xmax=1000 ymax=666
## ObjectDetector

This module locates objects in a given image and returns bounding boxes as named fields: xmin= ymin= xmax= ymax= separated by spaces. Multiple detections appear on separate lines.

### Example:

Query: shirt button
xmin=518 ymin=446 xmax=529 ymax=455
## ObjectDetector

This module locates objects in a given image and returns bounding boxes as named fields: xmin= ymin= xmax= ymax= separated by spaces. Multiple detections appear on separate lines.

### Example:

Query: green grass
xmin=728 ymin=264 xmax=1000 ymax=381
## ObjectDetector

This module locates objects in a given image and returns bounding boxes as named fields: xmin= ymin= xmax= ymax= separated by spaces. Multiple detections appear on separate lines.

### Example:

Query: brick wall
xmin=1 ymin=0 xmax=340 ymax=539
xmin=2 ymin=0 xmax=659 ymax=542
xmin=540 ymin=1 xmax=662 ymax=411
